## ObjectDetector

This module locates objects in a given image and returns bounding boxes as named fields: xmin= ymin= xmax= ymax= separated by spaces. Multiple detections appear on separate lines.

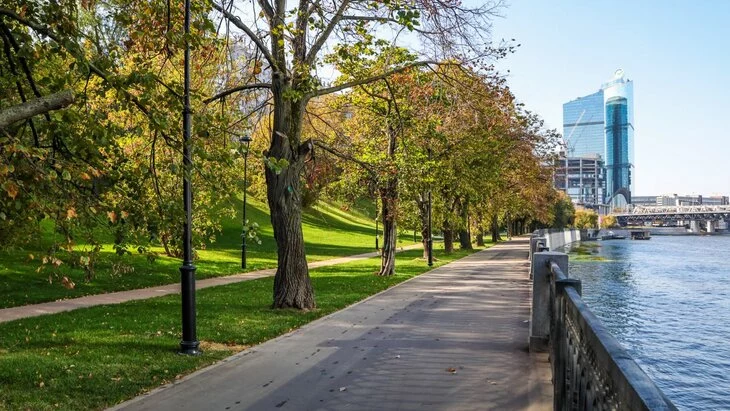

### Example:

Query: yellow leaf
xmin=5 ymin=182 xmax=18 ymax=199
xmin=80 ymin=172 xmax=92 ymax=180
xmin=107 ymin=211 xmax=117 ymax=224
xmin=67 ymin=208 xmax=77 ymax=219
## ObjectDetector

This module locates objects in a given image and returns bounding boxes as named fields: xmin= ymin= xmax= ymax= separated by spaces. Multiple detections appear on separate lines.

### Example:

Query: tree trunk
xmin=378 ymin=184 xmax=397 ymax=276
xmin=161 ymin=234 xmax=173 ymax=257
xmin=268 ymin=79 xmax=315 ymax=309
xmin=458 ymin=197 xmax=472 ymax=250
xmin=506 ymin=214 xmax=513 ymax=239
xmin=377 ymin=123 xmax=399 ymax=276
xmin=443 ymin=219 xmax=454 ymax=253
xmin=476 ymin=226 xmax=485 ymax=246
xmin=491 ymin=214 xmax=501 ymax=243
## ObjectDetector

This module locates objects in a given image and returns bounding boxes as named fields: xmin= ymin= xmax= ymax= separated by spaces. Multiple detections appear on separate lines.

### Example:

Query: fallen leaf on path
xmin=339 ymin=386 xmax=347 ymax=392
xmin=446 ymin=367 xmax=457 ymax=374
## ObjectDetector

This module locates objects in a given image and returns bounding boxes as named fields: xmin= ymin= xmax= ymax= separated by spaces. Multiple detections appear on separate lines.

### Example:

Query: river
xmin=562 ymin=235 xmax=730 ymax=410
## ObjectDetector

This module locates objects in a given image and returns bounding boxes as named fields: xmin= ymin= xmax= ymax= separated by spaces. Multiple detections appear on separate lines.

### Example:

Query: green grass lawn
xmin=0 ymin=247 xmax=482 ymax=410
xmin=0 ymin=198 xmax=417 ymax=308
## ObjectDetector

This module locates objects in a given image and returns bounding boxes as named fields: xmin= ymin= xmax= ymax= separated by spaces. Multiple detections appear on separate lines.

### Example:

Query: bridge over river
xmin=613 ymin=205 xmax=730 ymax=232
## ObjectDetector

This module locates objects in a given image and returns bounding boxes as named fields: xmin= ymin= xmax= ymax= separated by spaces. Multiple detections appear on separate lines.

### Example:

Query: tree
xmin=600 ymin=215 xmax=618 ymax=229
xmin=0 ymin=2 xmax=245 ymax=272
xmin=574 ymin=209 xmax=598 ymax=229
xmin=551 ymin=193 xmax=575 ymax=229
xmin=210 ymin=0 xmax=503 ymax=308
xmin=307 ymin=49 xmax=422 ymax=276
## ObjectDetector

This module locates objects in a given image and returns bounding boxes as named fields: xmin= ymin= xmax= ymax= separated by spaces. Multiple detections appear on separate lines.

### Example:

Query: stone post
xmin=529 ymin=237 xmax=547 ymax=279
xmin=530 ymin=251 xmax=568 ymax=353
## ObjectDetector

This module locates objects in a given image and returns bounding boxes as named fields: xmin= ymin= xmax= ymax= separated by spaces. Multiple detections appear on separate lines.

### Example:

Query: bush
xmin=600 ymin=215 xmax=618 ymax=229
xmin=574 ymin=209 xmax=598 ymax=229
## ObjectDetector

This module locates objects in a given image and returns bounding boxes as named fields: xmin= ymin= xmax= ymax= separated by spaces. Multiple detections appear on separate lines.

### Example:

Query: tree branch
xmin=340 ymin=15 xmax=440 ymax=34
xmin=0 ymin=7 xmax=181 ymax=145
xmin=0 ymin=22 xmax=51 ymax=122
xmin=310 ymin=60 xmax=439 ymax=97
xmin=305 ymin=0 xmax=350 ymax=65
xmin=256 ymin=0 xmax=275 ymax=22
xmin=313 ymin=139 xmax=375 ymax=174
xmin=204 ymin=82 xmax=272 ymax=104
xmin=0 ymin=90 xmax=74 ymax=128
xmin=211 ymin=2 xmax=277 ymax=69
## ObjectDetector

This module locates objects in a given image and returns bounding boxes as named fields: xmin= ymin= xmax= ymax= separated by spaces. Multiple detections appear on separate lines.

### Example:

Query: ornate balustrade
xmin=530 ymin=248 xmax=677 ymax=410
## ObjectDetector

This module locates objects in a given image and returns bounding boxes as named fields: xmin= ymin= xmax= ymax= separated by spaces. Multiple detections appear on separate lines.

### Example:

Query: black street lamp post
xmin=427 ymin=148 xmax=433 ymax=267
xmin=179 ymin=0 xmax=200 ymax=356
xmin=240 ymin=134 xmax=252 ymax=269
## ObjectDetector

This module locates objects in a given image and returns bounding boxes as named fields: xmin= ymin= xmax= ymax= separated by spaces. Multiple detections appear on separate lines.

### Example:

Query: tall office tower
xmin=562 ymin=90 xmax=605 ymax=158
xmin=602 ymin=70 xmax=634 ymax=204
xmin=562 ymin=69 xmax=634 ymax=206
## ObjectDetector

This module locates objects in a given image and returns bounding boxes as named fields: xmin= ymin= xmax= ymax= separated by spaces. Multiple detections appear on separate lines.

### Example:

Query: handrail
xmin=559 ymin=285 xmax=677 ymax=410
xmin=530 ymin=249 xmax=677 ymax=410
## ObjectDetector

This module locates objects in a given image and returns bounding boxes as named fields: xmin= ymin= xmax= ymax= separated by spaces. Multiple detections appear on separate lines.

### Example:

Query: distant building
xmin=553 ymin=154 xmax=606 ymax=206
xmin=703 ymin=196 xmax=730 ymax=206
xmin=631 ymin=194 xmax=729 ymax=207
xmin=563 ymin=90 xmax=605 ymax=158
xmin=562 ymin=69 xmax=634 ymax=206
xmin=630 ymin=195 xmax=660 ymax=207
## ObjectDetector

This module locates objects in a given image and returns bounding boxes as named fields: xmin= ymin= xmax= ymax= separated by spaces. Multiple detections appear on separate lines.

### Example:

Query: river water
xmin=562 ymin=235 xmax=730 ymax=410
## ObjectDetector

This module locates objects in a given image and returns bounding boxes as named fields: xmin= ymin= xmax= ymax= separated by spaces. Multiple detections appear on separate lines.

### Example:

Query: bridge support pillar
xmin=690 ymin=220 xmax=701 ymax=233
xmin=707 ymin=220 xmax=714 ymax=233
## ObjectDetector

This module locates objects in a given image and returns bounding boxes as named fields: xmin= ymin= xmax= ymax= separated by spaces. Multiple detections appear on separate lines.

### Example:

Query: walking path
xmin=0 ymin=244 xmax=422 ymax=323
xmin=112 ymin=238 xmax=552 ymax=411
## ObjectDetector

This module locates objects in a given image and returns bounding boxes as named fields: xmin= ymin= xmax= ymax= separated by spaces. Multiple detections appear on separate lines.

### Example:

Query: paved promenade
xmin=112 ymin=239 xmax=552 ymax=411
xmin=0 ymin=245 xmax=422 ymax=323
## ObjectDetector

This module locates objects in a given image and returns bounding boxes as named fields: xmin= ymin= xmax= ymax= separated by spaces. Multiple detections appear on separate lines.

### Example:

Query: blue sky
xmin=490 ymin=1 xmax=730 ymax=196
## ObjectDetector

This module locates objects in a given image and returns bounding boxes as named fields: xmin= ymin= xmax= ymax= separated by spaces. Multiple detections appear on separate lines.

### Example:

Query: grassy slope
xmin=0 ymin=248 xmax=481 ymax=410
xmin=0 ymin=198 xmax=415 ymax=308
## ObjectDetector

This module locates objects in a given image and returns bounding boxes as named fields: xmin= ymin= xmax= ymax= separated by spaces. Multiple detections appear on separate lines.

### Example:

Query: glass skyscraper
xmin=563 ymin=90 xmax=605 ymax=158
xmin=562 ymin=70 xmax=634 ymax=205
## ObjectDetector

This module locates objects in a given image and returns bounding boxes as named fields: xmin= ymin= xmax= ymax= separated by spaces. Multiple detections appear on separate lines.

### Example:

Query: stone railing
xmin=529 ymin=250 xmax=677 ymax=410
xmin=532 ymin=229 xmax=599 ymax=252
